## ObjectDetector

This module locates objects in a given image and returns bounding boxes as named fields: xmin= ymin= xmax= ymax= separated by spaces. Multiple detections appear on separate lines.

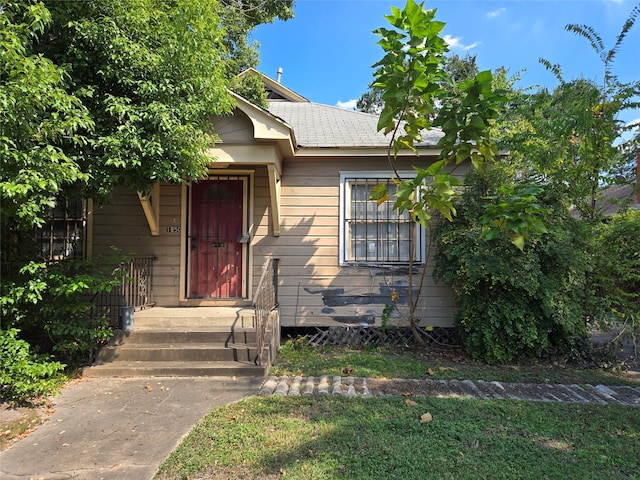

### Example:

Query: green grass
xmin=155 ymin=396 xmax=640 ymax=480
xmin=269 ymin=341 xmax=637 ymax=386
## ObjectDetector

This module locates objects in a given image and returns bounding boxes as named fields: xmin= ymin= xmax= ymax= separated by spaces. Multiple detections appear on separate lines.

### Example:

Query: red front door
xmin=189 ymin=179 xmax=244 ymax=298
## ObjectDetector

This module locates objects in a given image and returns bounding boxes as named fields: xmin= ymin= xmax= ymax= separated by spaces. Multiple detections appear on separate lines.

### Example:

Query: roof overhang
xmin=238 ymin=67 xmax=309 ymax=103
xmin=206 ymin=92 xmax=294 ymax=236
xmin=223 ymin=91 xmax=296 ymax=159
xmin=291 ymin=146 xmax=443 ymax=159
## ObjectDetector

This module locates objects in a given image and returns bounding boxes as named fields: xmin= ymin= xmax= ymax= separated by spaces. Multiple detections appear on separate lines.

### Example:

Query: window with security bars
xmin=340 ymin=175 xmax=424 ymax=265
xmin=35 ymin=198 xmax=86 ymax=260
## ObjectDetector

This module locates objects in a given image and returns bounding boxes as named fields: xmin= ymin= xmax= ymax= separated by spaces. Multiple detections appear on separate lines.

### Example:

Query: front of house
xmin=88 ymin=70 xmax=459 ymax=330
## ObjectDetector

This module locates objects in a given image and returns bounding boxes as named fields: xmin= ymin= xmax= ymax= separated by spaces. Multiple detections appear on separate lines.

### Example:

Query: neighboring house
xmin=570 ymin=182 xmax=639 ymax=219
xmin=88 ymin=69 xmax=458 ymax=331
xmin=597 ymin=183 xmax=638 ymax=217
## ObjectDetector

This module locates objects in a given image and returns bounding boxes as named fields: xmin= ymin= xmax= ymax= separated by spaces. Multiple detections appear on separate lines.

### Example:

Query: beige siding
xmin=251 ymin=156 xmax=458 ymax=328
xmin=92 ymin=184 xmax=183 ymax=306
xmin=92 ymin=155 xmax=459 ymax=328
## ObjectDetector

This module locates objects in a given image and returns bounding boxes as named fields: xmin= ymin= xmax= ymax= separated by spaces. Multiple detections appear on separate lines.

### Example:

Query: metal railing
xmin=91 ymin=256 xmax=156 ymax=327
xmin=253 ymin=257 xmax=279 ymax=366
xmin=120 ymin=256 xmax=156 ymax=308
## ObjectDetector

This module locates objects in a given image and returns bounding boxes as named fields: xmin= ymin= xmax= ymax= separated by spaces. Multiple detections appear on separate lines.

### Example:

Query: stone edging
xmin=259 ymin=375 xmax=640 ymax=407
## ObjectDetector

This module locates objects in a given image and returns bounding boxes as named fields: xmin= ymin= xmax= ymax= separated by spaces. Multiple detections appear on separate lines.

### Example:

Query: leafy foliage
xmin=501 ymin=4 xmax=640 ymax=329
xmin=434 ymin=170 xmax=588 ymax=363
xmin=39 ymin=0 xmax=236 ymax=199
xmin=591 ymin=209 xmax=640 ymax=330
xmin=230 ymin=69 xmax=270 ymax=108
xmin=0 ymin=1 xmax=93 ymax=229
xmin=369 ymin=1 xmax=540 ymax=345
xmin=1 ymin=257 xmax=124 ymax=366
xmin=1 ymin=0 xmax=294 ymax=402
xmin=432 ymin=3 xmax=640 ymax=362
xmin=219 ymin=0 xmax=295 ymax=77
xmin=0 ymin=328 xmax=66 ymax=404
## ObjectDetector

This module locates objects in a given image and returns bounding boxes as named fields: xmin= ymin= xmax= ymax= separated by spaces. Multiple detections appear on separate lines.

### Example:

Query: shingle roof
xmin=266 ymin=101 xmax=443 ymax=149
xmin=570 ymin=183 xmax=637 ymax=218
xmin=598 ymin=184 xmax=637 ymax=216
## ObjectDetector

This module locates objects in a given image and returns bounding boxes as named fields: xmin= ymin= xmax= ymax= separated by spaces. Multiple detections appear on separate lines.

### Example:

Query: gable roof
xmin=235 ymin=69 xmax=443 ymax=153
xmin=237 ymin=68 xmax=309 ymax=103
xmin=267 ymin=101 xmax=443 ymax=149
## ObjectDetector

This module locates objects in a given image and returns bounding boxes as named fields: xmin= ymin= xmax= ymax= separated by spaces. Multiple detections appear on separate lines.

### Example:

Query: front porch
xmin=85 ymin=258 xmax=280 ymax=377
xmin=84 ymin=306 xmax=279 ymax=377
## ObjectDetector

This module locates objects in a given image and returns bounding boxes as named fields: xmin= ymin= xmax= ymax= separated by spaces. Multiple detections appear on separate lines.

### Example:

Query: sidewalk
xmin=0 ymin=376 xmax=263 ymax=480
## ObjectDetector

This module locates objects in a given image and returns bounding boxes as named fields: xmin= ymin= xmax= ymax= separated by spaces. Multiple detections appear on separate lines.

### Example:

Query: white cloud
xmin=486 ymin=8 xmax=506 ymax=19
xmin=336 ymin=99 xmax=358 ymax=110
xmin=443 ymin=34 xmax=480 ymax=51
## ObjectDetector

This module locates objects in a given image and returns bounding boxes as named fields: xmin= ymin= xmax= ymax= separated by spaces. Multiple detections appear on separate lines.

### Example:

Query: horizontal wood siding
xmin=91 ymin=155 xmax=460 ymax=329
xmin=92 ymin=184 xmax=183 ymax=306
xmin=252 ymin=157 xmax=457 ymax=328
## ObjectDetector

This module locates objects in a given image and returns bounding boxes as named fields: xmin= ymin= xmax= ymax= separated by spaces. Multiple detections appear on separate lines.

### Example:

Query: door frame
xmin=180 ymin=170 xmax=254 ymax=305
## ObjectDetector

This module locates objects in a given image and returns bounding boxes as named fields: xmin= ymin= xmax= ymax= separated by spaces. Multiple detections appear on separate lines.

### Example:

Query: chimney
xmin=276 ymin=67 xmax=283 ymax=83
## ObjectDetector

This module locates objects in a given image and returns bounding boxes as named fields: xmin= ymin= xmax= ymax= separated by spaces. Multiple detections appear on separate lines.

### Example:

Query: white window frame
xmin=339 ymin=172 xmax=425 ymax=266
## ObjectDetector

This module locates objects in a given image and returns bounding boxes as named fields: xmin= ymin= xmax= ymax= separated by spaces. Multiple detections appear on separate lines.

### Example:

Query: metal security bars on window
xmin=35 ymin=198 xmax=86 ymax=260
xmin=345 ymin=178 xmax=422 ymax=264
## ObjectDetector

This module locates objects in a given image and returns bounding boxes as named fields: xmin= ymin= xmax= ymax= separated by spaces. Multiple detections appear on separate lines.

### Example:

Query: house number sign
xmin=166 ymin=226 xmax=181 ymax=233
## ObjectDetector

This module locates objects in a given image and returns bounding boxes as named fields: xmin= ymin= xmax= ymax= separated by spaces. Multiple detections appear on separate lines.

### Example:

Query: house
xmin=84 ymin=70 xmax=460 ymax=375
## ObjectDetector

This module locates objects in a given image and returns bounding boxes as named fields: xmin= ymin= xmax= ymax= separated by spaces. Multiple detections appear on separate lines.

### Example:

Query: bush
xmin=591 ymin=209 xmax=640 ymax=329
xmin=0 ymin=328 xmax=66 ymax=404
xmin=434 ymin=170 xmax=587 ymax=363
xmin=1 ymin=257 xmax=123 ymax=367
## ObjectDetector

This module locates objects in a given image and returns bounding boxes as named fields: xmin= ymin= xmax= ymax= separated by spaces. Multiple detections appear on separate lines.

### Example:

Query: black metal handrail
xmin=120 ymin=256 xmax=156 ymax=309
xmin=91 ymin=256 xmax=156 ymax=327
xmin=253 ymin=257 xmax=279 ymax=366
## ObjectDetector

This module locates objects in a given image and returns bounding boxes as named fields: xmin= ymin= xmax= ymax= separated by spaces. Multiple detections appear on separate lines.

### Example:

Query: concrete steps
xmin=85 ymin=361 xmax=265 ymax=378
xmin=84 ymin=307 xmax=273 ymax=378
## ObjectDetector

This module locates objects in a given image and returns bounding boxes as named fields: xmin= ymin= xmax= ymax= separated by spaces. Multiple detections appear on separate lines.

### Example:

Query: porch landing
xmin=133 ymin=306 xmax=257 ymax=329
xmin=84 ymin=306 xmax=276 ymax=378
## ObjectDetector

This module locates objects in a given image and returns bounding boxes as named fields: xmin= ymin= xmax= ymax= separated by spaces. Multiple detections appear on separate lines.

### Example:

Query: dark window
xmin=35 ymin=198 xmax=86 ymax=260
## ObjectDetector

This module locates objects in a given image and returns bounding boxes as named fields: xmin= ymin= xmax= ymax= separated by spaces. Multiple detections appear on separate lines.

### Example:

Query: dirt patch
xmin=0 ymin=402 xmax=54 ymax=451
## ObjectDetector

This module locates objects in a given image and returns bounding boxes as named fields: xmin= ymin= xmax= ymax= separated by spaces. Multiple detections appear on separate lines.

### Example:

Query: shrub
xmin=434 ymin=170 xmax=587 ymax=363
xmin=1 ymin=257 xmax=124 ymax=367
xmin=0 ymin=328 xmax=66 ymax=404
xmin=591 ymin=209 xmax=640 ymax=330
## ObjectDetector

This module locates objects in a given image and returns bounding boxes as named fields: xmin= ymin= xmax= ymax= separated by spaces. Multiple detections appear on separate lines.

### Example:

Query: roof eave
xmin=291 ymin=145 xmax=443 ymax=158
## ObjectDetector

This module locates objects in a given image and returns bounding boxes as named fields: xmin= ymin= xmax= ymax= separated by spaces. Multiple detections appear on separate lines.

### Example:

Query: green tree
xmin=356 ymin=53 xmax=479 ymax=114
xmin=591 ymin=209 xmax=640 ymax=335
xmin=1 ymin=1 xmax=93 ymax=230
xmin=39 ymin=0 xmax=236 ymax=199
xmin=369 ymin=0 xmax=540 ymax=344
xmin=433 ymin=169 xmax=587 ymax=363
xmin=220 ymin=0 xmax=295 ymax=77
xmin=434 ymin=3 xmax=640 ymax=363
xmin=507 ymin=4 xmax=640 ymax=325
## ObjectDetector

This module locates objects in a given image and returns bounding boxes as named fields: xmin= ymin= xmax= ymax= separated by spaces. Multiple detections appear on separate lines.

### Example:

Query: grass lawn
xmin=155 ymin=343 xmax=639 ymax=479
xmin=270 ymin=341 xmax=637 ymax=386
xmin=155 ymin=396 xmax=639 ymax=480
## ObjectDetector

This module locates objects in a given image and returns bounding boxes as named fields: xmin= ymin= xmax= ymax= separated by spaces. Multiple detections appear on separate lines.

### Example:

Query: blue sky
xmin=252 ymin=0 xmax=639 ymax=125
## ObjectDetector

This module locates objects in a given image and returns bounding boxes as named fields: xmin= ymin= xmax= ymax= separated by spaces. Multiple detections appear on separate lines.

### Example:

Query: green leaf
xmin=508 ymin=232 xmax=525 ymax=251
xmin=369 ymin=183 xmax=390 ymax=205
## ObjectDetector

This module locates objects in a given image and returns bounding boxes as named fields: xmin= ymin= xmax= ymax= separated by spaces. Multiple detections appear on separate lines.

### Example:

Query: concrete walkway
xmin=0 ymin=376 xmax=262 ymax=480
